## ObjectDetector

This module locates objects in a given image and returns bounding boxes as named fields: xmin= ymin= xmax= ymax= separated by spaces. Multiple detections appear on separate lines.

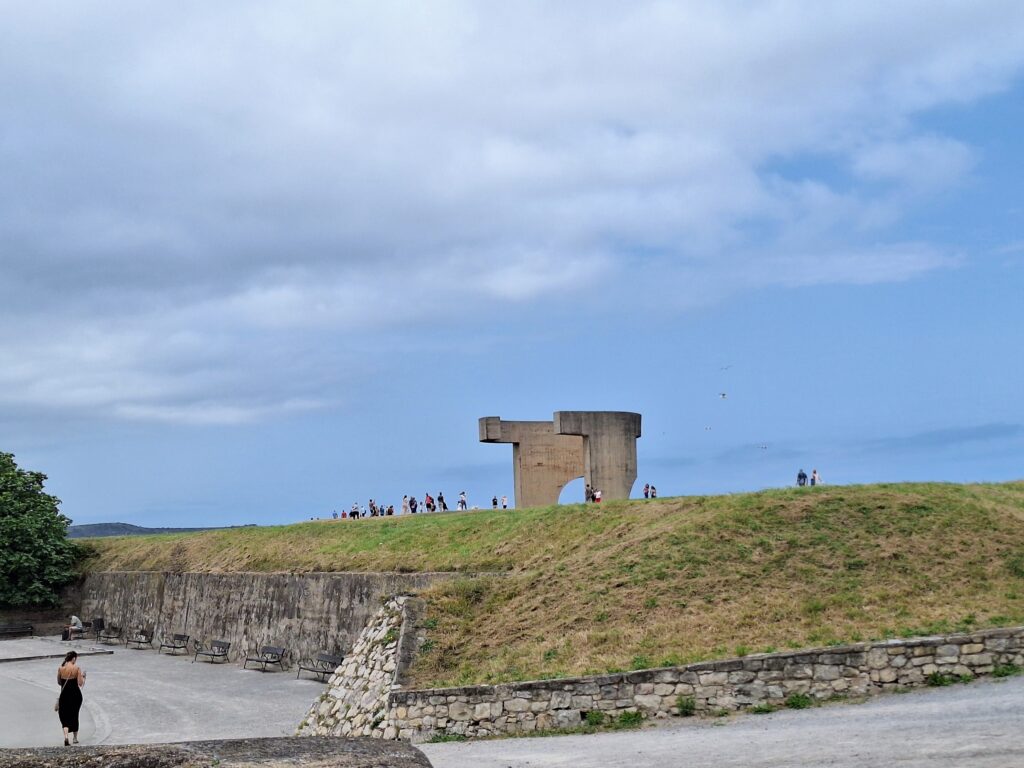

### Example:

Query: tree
xmin=0 ymin=451 xmax=81 ymax=608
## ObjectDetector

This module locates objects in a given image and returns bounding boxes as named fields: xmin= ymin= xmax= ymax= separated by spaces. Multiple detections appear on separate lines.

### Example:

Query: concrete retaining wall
xmin=78 ymin=571 xmax=452 ymax=663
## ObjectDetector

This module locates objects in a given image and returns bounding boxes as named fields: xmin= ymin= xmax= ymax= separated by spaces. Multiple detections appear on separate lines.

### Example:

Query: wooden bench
xmin=296 ymin=651 xmax=343 ymax=681
xmin=193 ymin=639 xmax=231 ymax=664
xmin=0 ymin=623 xmax=33 ymax=638
xmin=244 ymin=645 xmax=287 ymax=672
xmin=98 ymin=625 xmax=123 ymax=644
xmin=126 ymin=627 xmax=154 ymax=649
xmin=158 ymin=633 xmax=191 ymax=655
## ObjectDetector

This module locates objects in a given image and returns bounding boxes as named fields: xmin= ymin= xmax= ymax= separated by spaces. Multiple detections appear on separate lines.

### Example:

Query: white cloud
xmin=852 ymin=136 xmax=976 ymax=192
xmin=1 ymin=1 xmax=1023 ymax=423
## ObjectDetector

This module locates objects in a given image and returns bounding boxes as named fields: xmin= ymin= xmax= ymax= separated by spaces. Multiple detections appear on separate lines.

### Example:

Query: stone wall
xmin=77 ymin=571 xmax=452 ymax=663
xmin=384 ymin=626 xmax=1024 ymax=741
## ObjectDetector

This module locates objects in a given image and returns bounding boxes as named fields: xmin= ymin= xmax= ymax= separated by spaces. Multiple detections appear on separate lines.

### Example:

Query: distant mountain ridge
xmin=68 ymin=522 xmax=255 ymax=538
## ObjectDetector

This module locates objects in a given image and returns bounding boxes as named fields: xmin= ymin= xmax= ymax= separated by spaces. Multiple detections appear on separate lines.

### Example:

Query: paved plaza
xmin=0 ymin=636 xmax=323 ymax=748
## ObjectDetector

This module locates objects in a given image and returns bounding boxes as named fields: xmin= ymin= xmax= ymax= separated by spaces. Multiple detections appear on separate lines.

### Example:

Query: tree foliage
xmin=0 ymin=451 xmax=80 ymax=608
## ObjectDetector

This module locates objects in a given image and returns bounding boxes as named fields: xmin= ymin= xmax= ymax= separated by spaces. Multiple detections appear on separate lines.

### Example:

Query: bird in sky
xmin=719 ymin=392 xmax=727 ymax=399
xmin=720 ymin=365 xmax=732 ymax=371
xmin=760 ymin=444 xmax=768 ymax=450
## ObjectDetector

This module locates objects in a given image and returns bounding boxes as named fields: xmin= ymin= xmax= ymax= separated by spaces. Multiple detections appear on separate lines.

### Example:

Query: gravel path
xmin=421 ymin=675 xmax=1024 ymax=768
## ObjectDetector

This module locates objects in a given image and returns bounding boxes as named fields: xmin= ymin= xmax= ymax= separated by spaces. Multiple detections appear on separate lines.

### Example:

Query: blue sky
xmin=2 ymin=2 xmax=1023 ymax=526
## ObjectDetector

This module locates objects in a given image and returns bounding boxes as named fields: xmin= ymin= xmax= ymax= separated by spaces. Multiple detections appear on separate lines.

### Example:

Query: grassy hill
xmin=82 ymin=482 xmax=1024 ymax=687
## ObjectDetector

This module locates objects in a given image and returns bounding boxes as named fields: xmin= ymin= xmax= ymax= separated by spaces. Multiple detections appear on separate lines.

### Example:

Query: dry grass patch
xmin=408 ymin=482 xmax=1024 ymax=687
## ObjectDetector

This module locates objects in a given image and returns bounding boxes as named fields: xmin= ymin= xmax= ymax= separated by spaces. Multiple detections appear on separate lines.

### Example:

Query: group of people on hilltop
xmin=491 ymin=495 xmax=509 ymax=509
xmin=330 ymin=490 xmax=476 ymax=520
xmin=642 ymin=483 xmax=657 ymax=499
xmin=796 ymin=469 xmax=822 ymax=487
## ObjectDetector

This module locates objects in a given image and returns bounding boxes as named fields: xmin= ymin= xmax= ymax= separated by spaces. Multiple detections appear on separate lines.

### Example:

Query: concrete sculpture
xmin=479 ymin=411 xmax=641 ymax=508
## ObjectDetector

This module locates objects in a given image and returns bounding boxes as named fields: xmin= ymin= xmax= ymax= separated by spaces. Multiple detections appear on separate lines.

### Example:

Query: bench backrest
xmin=261 ymin=646 xmax=285 ymax=658
xmin=211 ymin=640 xmax=231 ymax=652
xmin=317 ymin=652 xmax=343 ymax=666
xmin=173 ymin=633 xmax=189 ymax=643
xmin=91 ymin=618 xmax=105 ymax=631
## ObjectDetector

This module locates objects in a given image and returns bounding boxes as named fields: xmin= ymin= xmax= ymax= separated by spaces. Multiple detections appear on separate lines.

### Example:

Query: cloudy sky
xmin=2 ymin=2 xmax=1023 ymax=525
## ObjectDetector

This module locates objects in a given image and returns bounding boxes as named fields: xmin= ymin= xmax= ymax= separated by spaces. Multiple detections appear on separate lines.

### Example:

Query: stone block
xmin=635 ymin=683 xmax=655 ymax=695
xmin=634 ymin=694 xmax=662 ymax=710
xmin=728 ymin=670 xmax=757 ymax=684
xmin=784 ymin=664 xmax=813 ymax=679
xmin=961 ymin=643 xmax=985 ymax=655
xmin=505 ymin=697 xmax=531 ymax=712
xmin=550 ymin=690 xmax=572 ymax=708
xmin=653 ymin=683 xmax=675 ymax=696
xmin=867 ymin=649 xmax=889 ymax=669
xmin=961 ymin=653 xmax=993 ymax=666
xmin=813 ymin=666 xmax=840 ymax=681
xmin=553 ymin=710 xmax=581 ymax=728
xmin=698 ymin=671 xmax=729 ymax=685
xmin=448 ymin=701 xmax=472 ymax=721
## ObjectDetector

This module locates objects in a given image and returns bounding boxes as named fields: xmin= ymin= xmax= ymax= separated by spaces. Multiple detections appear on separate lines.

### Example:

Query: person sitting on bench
xmin=62 ymin=615 xmax=84 ymax=641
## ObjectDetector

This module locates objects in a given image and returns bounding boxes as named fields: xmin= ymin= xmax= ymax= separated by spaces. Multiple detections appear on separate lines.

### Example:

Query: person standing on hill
xmin=409 ymin=495 xmax=418 ymax=514
xmin=650 ymin=485 xmax=657 ymax=498
xmin=491 ymin=495 xmax=498 ymax=509
xmin=797 ymin=469 xmax=808 ymax=487
xmin=643 ymin=483 xmax=650 ymax=499
xmin=458 ymin=491 xmax=467 ymax=510
xmin=811 ymin=469 xmax=820 ymax=486
xmin=437 ymin=492 xmax=448 ymax=512
xmin=56 ymin=651 xmax=86 ymax=746
xmin=501 ymin=495 xmax=508 ymax=509
xmin=585 ymin=484 xmax=593 ymax=503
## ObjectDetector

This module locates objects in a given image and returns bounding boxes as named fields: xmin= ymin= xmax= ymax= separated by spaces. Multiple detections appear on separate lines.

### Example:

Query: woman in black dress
xmin=56 ymin=651 xmax=86 ymax=745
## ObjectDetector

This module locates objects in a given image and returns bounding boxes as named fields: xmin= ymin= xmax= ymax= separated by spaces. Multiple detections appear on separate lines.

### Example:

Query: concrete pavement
xmin=0 ymin=636 xmax=323 ymax=748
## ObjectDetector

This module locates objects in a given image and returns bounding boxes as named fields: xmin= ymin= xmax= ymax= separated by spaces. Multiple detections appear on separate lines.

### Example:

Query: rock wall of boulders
xmin=386 ymin=626 xmax=1024 ymax=741
xmin=298 ymin=596 xmax=416 ymax=739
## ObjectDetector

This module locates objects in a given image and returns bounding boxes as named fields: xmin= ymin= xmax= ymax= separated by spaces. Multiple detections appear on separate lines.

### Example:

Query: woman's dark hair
xmin=62 ymin=651 xmax=77 ymax=665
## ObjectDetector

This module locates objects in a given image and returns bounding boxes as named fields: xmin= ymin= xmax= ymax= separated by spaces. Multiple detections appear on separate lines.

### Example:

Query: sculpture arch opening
xmin=558 ymin=477 xmax=585 ymax=505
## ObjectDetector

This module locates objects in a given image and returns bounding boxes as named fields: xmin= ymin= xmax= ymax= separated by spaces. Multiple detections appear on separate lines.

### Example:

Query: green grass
xmin=785 ymin=693 xmax=814 ymax=709
xmin=82 ymin=481 xmax=1024 ymax=689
